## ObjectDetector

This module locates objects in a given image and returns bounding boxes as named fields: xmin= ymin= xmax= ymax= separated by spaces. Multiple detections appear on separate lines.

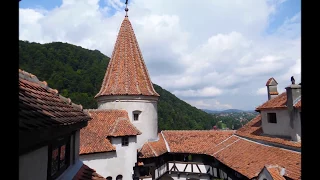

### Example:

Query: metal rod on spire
xmin=125 ymin=0 xmax=129 ymax=17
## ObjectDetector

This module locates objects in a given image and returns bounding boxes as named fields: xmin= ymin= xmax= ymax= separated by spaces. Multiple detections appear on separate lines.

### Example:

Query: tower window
xmin=267 ymin=113 xmax=277 ymax=123
xmin=122 ymin=137 xmax=129 ymax=146
xmin=133 ymin=110 xmax=141 ymax=121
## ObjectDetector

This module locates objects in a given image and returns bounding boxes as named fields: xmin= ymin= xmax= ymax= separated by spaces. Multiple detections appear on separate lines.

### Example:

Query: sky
xmin=19 ymin=0 xmax=301 ymax=111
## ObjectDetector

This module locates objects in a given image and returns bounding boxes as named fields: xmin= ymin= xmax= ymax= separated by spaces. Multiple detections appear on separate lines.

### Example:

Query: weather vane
xmin=125 ymin=0 xmax=129 ymax=17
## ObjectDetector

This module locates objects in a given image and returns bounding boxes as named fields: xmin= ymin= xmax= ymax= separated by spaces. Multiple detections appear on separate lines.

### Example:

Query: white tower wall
xmin=96 ymin=95 xmax=159 ymax=149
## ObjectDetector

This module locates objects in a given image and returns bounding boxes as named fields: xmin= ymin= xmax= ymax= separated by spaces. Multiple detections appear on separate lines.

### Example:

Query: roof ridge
xmin=147 ymin=143 xmax=158 ymax=156
xmin=110 ymin=119 xmax=120 ymax=135
xmin=235 ymin=135 xmax=301 ymax=154
xmin=161 ymin=131 xmax=171 ymax=152
xmin=19 ymin=69 xmax=85 ymax=111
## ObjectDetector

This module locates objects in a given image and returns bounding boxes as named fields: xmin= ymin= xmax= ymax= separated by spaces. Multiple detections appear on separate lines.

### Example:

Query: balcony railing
xmin=152 ymin=161 xmax=215 ymax=179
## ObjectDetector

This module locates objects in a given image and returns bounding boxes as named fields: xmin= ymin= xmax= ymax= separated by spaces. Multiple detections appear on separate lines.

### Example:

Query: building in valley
xmin=19 ymin=69 xmax=106 ymax=180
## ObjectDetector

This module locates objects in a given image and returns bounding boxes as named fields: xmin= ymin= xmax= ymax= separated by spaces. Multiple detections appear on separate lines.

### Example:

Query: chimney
xmin=286 ymin=81 xmax=301 ymax=129
xmin=266 ymin=77 xmax=279 ymax=100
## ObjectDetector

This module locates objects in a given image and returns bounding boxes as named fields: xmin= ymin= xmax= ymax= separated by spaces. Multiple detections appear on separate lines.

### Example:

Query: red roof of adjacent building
xmin=211 ymin=136 xmax=300 ymax=180
xmin=264 ymin=165 xmax=286 ymax=180
xmin=139 ymin=130 xmax=235 ymax=158
xmin=139 ymin=133 xmax=168 ymax=158
xmin=19 ymin=69 xmax=91 ymax=132
xmin=95 ymin=17 xmax=159 ymax=98
xmin=80 ymin=109 xmax=141 ymax=155
xmin=138 ymin=130 xmax=301 ymax=180
xmin=73 ymin=164 xmax=106 ymax=180
xmin=235 ymin=115 xmax=301 ymax=148
xmin=256 ymin=92 xmax=288 ymax=111
xmin=266 ymin=77 xmax=278 ymax=86
xmin=162 ymin=130 xmax=235 ymax=154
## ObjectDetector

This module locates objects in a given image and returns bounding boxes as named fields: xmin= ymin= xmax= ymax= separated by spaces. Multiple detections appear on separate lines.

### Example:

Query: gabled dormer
xmin=256 ymin=77 xmax=301 ymax=141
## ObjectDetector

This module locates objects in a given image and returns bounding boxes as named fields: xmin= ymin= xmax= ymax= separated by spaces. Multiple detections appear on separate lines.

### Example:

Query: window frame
xmin=121 ymin=136 xmax=129 ymax=146
xmin=267 ymin=113 xmax=277 ymax=124
xmin=47 ymin=135 xmax=71 ymax=180
xmin=133 ymin=110 xmax=141 ymax=121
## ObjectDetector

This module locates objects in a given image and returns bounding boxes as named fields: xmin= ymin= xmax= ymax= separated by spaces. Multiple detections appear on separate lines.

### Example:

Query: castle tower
xmin=95 ymin=7 xmax=160 ymax=149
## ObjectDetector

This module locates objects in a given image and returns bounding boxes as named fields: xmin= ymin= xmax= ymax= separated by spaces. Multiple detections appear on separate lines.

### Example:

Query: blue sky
xmin=19 ymin=0 xmax=301 ymax=111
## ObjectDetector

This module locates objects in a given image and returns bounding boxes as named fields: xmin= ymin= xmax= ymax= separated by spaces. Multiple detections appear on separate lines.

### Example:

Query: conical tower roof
xmin=95 ymin=17 xmax=159 ymax=98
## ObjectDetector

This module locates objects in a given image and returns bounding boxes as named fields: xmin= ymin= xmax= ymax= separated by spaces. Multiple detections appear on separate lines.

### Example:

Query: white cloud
xmin=173 ymin=86 xmax=222 ymax=98
xmin=19 ymin=0 xmax=301 ymax=110
xmin=256 ymin=87 xmax=267 ymax=96
xmin=186 ymin=99 xmax=232 ymax=110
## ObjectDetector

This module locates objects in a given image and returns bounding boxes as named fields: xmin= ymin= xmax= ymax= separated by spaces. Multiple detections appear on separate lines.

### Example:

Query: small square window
xmin=122 ymin=137 xmax=129 ymax=146
xmin=267 ymin=113 xmax=277 ymax=123
xmin=133 ymin=111 xmax=141 ymax=121
xmin=133 ymin=113 xmax=139 ymax=121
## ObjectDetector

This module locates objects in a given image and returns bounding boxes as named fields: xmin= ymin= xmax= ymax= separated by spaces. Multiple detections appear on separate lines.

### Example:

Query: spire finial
xmin=125 ymin=0 xmax=129 ymax=17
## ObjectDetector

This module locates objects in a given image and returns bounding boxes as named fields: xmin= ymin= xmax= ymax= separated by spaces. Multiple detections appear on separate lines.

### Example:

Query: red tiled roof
xmin=139 ymin=133 xmax=168 ymax=158
xmin=95 ymin=17 xmax=159 ymax=98
xmin=80 ymin=109 xmax=141 ymax=154
xmin=211 ymin=136 xmax=301 ymax=180
xmin=294 ymin=99 xmax=301 ymax=108
xmin=73 ymin=164 xmax=106 ymax=180
xmin=266 ymin=77 xmax=278 ymax=86
xmin=163 ymin=130 xmax=235 ymax=154
xmin=256 ymin=92 xmax=287 ymax=111
xmin=235 ymin=115 xmax=301 ymax=148
xmin=265 ymin=165 xmax=286 ymax=180
xmin=19 ymin=69 xmax=91 ymax=132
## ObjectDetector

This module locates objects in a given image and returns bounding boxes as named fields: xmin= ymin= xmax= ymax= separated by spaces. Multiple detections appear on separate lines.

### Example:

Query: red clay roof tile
xmin=95 ymin=17 xmax=159 ymax=98
xmin=235 ymin=115 xmax=301 ymax=148
xmin=19 ymin=70 xmax=91 ymax=132
xmin=163 ymin=130 xmax=235 ymax=154
xmin=212 ymin=136 xmax=301 ymax=180
xmin=266 ymin=77 xmax=278 ymax=86
xmin=256 ymin=92 xmax=287 ymax=111
xmin=265 ymin=165 xmax=286 ymax=180
xmin=139 ymin=133 xmax=167 ymax=158
xmin=80 ymin=109 xmax=141 ymax=154
xmin=73 ymin=164 xmax=106 ymax=180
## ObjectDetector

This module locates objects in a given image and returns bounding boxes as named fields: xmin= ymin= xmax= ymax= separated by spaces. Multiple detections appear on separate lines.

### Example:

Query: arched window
xmin=116 ymin=175 xmax=123 ymax=180
xmin=106 ymin=176 xmax=112 ymax=180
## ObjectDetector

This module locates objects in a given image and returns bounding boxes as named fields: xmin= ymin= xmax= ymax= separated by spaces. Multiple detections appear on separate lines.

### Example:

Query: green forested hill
xmin=19 ymin=40 xmax=217 ymax=130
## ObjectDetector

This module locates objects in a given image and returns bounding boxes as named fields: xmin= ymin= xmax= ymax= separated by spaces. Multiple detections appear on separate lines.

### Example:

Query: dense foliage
xmin=210 ymin=112 xmax=258 ymax=130
xmin=19 ymin=40 xmax=254 ymax=131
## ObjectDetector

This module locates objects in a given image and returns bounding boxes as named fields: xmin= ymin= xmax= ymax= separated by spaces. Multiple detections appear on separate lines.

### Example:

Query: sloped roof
xmin=95 ymin=17 xmax=159 ymax=98
xmin=266 ymin=77 xmax=278 ymax=86
xmin=139 ymin=133 xmax=168 ymax=158
xmin=264 ymin=165 xmax=286 ymax=180
xmin=235 ymin=115 xmax=301 ymax=148
xmin=19 ymin=69 xmax=91 ymax=132
xmin=80 ymin=109 xmax=141 ymax=155
xmin=139 ymin=130 xmax=235 ymax=158
xmin=256 ymin=92 xmax=287 ymax=111
xmin=211 ymin=136 xmax=301 ymax=180
xmin=162 ymin=130 xmax=235 ymax=154
xmin=73 ymin=164 xmax=106 ymax=180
